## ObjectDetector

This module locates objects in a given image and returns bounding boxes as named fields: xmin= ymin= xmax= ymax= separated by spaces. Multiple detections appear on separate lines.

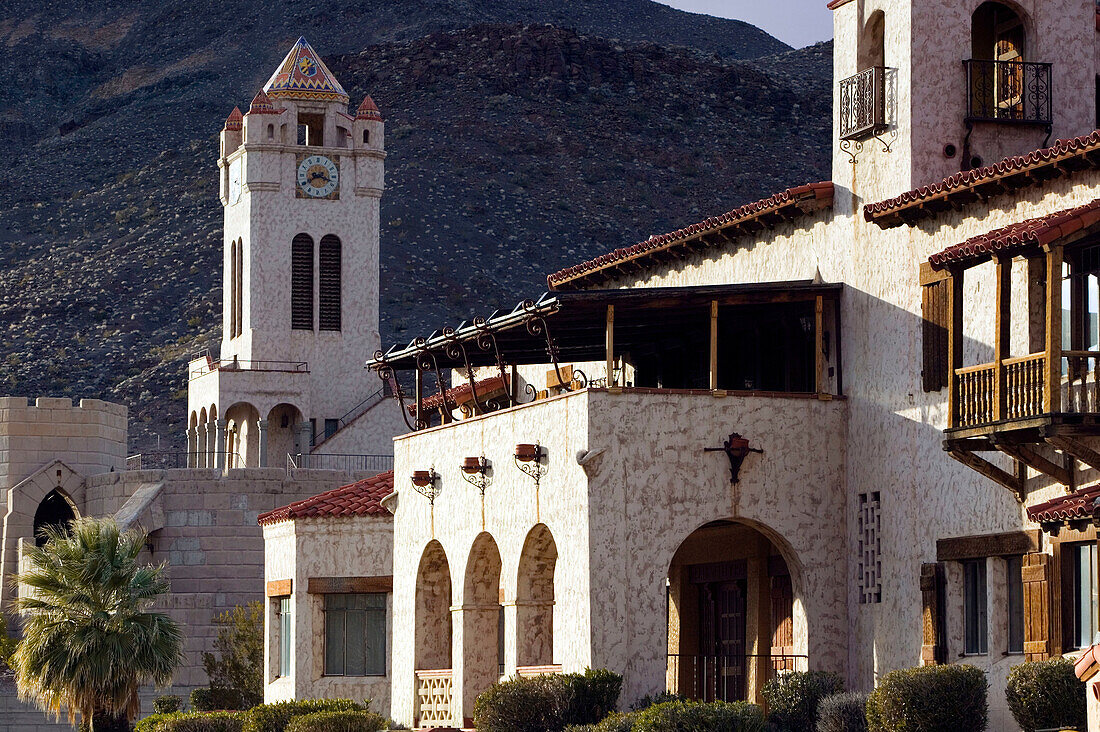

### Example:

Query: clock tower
xmin=186 ymin=37 xmax=390 ymax=468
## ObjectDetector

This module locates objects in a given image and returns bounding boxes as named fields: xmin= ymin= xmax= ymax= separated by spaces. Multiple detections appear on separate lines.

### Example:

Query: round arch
xmin=197 ymin=407 xmax=209 ymax=468
xmin=415 ymin=540 xmax=452 ymax=670
xmin=516 ymin=524 xmax=558 ymax=668
xmin=266 ymin=402 xmax=306 ymax=467
xmin=224 ymin=401 xmax=261 ymax=467
xmin=33 ymin=488 xmax=78 ymax=547
xmin=462 ymin=533 xmax=503 ymax=714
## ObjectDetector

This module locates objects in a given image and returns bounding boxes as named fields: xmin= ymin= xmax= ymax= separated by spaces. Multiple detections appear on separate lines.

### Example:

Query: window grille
xmin=858 ymin=492 xmax=882 ymax=604
xmin=291 ymin=234 xmax=313 ymax=330
xmin=319 ymin=235 xmax=341 ymax=331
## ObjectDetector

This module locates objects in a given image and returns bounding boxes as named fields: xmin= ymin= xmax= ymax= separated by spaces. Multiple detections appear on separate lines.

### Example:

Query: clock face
xmin=296 ymin=155 xmax=339 ymax=198
xmin=228 ymin=159 xmax=242 ymax=205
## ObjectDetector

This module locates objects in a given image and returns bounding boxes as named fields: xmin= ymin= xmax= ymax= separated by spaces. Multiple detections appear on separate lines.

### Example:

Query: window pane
xmin=1074 ymin=544 xmax=1098 ymax=649
xmin=325 ymin=608 xmax=345 ymax=675
xmin=280 ymin=598 xmax=292 ymax=677
xmin=365 ymin=607 xmax=386 ymax=675
xmin=346 ymin=610 xmax=366 ymax=676
xmin=1006 ymin=556 xmax=1024 ymax=653
xmin=964 ymin=560 xmax=988 ymax=654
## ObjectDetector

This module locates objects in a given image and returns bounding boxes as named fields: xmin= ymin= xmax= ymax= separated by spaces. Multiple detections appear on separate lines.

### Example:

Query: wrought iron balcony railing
xmin=839 ymin=66 xmax=887 ymax=140
xmin=965 ymin=59 xmax=1052 ymax=126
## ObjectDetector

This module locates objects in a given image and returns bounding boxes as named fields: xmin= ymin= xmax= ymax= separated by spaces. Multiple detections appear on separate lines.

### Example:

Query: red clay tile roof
xmin=1026 ymin=483 xmax=1100 ymax=525
xmin=929 ymin=197 xmax=1100 ymax=270
xmin=224 ymin=106 xmax=243 ymax=131
xmin=356 ymin=95 xmax=383 ymax=121
xmin=257 ymin=470 xmax=393 ymax=525
xmin=247 ymin=90 xmax=280 ymax=115
xmin=547 ymin=182 xmax=834 ymax=291
xmin=411 ymin=375 xmax=509 ymax=414
xmin=865 ymin=130 xmax=1100 ymax=229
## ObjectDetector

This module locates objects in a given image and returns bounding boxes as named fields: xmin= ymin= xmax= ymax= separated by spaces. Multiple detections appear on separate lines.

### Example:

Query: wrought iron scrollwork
xmin=415 ymin=344 xmax=455 ymax=425
xmin=474 ymin=316 xmax=514 ymax=408
xmin=443 ymin=327 xmax=482 ymax=416
xmin=374 ymin=350 xmax=417 ymax=432
xmin=524 ymin=302 xmax=570 ymax=392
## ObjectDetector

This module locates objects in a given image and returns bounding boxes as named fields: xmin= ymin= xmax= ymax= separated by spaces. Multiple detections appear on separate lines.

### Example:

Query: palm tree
xmin=13 ymin=517 xmax=183 ymax=731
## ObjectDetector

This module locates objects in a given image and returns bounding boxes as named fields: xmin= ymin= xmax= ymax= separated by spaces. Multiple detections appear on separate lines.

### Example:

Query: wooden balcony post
xmin=710 ymin=300 xmax=719 ymax=391
xmin=815 ymin=295 xmax=826 ymax=398
xmin=606 ymin=304 xmax=615 ymax=387
xmin=947 ymin=269 xmax=964 ymax=426
xmin=1044 ymin=245 xmax=1063 ymax=413
xmin=994 ymin=255 xmax=1011 ymax=421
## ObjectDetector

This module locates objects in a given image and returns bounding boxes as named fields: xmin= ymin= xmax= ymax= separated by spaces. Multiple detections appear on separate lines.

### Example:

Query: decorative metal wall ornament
xmin=415 ymin=343 xmax=456 ymax=424
xmin=410 ymin=467 xmax=440 ymax=504
xmin=374 ymin=351 xmax=418 ymax=432
xmin=704 ymin=433 xmax=763 ymax=484
xmin=443 ymin=327 xmax=483 ymax=416
xmin=474 ymin=317 xmax=514 ymax=408
xmin=460 ymin=455 xmax=492 ymax=495
xmin=523 ymin=303 xmax=571 ymax=392
xmin=514 ymin=442 xmax=548 ymax=488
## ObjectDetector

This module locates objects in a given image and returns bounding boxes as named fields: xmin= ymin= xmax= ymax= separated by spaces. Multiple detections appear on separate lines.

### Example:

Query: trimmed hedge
xmin=191 ymin=687 xmax=246 ymax=712
xmin=763 ymin=671 xmax=844 ymax=732
xmin=866 ymin=665 xmax=988 ymax=732
xmin=565 ymin=700 xmax=765 ymax=732
xmin=135 ymin=713 xmax=180 ymax=732
xmin=1006 ymin=658 xmax=1087 ymax=732
xmin=154 ymin=696 xmax=183 ymax=714
xmin=283 ymin=710 xmax=388 ymax=732
xmin=134 ymin=712 xmax=242 ymax=732
xmin=241 ymin=699 xmax=366 ymax=732
xmin=565 ymin=712 xmax=637 ymax=732
xmin=473 ymin=668 xmax=623 ymax=732
xmin=816 ymin=692 xmax=868 ymax=732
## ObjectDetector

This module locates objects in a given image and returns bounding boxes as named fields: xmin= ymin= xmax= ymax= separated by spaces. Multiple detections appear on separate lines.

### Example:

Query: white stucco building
xmin=260 ymin=2 xmax=1100 ymax=730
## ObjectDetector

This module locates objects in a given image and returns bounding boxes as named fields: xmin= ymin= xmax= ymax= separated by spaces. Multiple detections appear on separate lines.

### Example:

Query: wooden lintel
xmin=993 ymin=442 xmax=1070 ymax=485
xmin=948 ymin=449 xmax=1024 ymax=499
xmin=1046 ymin=435 xmax=1100 ymax=471
xmin=936 ymin=529 xmax=1041 ymax=561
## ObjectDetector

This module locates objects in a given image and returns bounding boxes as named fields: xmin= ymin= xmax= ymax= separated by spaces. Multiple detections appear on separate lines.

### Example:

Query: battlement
xmin=0 ymin=396 xmax=127 ymax=490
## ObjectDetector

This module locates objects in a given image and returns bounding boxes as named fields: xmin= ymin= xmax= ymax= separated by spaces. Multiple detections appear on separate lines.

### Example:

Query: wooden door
xmin=700 ymin=581 xmax=746 ymax=701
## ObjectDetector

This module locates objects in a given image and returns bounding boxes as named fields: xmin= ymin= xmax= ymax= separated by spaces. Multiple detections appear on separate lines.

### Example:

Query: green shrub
xmin=159 ymin=712 xmax=243 ymax=732
xmin=633 ymin=699 xmax=765 ymax=731
xmin=0 ymin=613 xmax=16 ymax=672
xmin=241 ymin=699 xmax=365 ymax=732
xmin=629 ymin=692 xmax=683 ymax=711
xmin=135 ymin=713 xmax=181 ymax=732
xmin=565 ymin=712 xmax=637 ymax=732
xmin=763 ymin=671 xmax=844 ymax=732
xmin=474 ymin=669 xmax=624 ymax=732
xmin=283 ymin=710 xmax=388 ymax=732
xmin=1006 ymin=658 xmax=1087 ymax=732
xmin=154 ymin=696 xmax=184 ymax=714
xmin=866 ymin=665 xmax=988 ymax=732
xmin=203 ymin=602 xmax=265 ymax=709
xmin=816 ymin=692 xmax=868 ymax=732
xmin=191 ymin=687 xmax=245 ymax=712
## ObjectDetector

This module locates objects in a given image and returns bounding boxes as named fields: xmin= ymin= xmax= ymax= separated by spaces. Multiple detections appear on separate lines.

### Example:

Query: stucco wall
xmin=262 ymin=516 xmax=394 ymax=713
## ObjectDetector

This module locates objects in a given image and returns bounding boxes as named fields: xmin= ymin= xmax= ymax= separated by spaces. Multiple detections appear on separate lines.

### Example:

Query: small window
xmin=324 ymin=593 xmax=386 ymax=676
xmin=1006 ymin=555 xmax=1024 ymax=654
xmin=291 ymin=234 xmax=314 ymax=331
xmin=297 ymin=124 xmax=308 ymax=146
xmin=324 ymin=418 xmax=338 ymax=439
xmin=1072 ymin=543 xmax=1099 ymax=649
xmin=363 ymin=129 xmax=370 ymax=145
xmin=964 ymin=559 xmax=988 ymax=654
xmin=278 ymin=597 xmax=292 ymax=678
xmin=267 ymin=124 xmax=274 ymax=140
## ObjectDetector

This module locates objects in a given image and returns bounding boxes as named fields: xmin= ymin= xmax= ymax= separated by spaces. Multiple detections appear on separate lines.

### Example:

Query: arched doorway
xmin=207 ymin=404 xmax=218 ymax=467
xmin=462 ymin=533 xmax=502 ymax=716
xmin=266 ymin=403 xmax=305 ymax=468
xmin=516 ymin=524 xmax=557 ymax=669
xmin=197 ymin=407 xmax=209 ymax=468
xmin=666 ymin=519 xmax=803 ymax=705
xmin=33 ymin=489 xmax=77 ymax=547
xmin=415 ymin=541 xmax=453 ymax=727
xmin=225 ymin=402 xmax=260 ymax=467
xmin=971 ymin=1 xmax=1028 ymax=120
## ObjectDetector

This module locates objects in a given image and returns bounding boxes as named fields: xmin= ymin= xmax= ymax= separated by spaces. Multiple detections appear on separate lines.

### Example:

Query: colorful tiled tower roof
xmin=356 ymin=95 xmax=383 ymax=121
xmin=224 ymin=106 xmax=243 ymax=131
xmin=263 ymin=36 xmax=349 ymax=104
xmin=248 ymin=90 xmax=280 ymax=115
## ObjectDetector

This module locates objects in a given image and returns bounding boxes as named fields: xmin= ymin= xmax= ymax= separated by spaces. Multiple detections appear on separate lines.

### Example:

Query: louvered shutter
xmin=922 ymin=281 xmax=949 ymax=392
xmin=1022 ymin=552 xmax=1051 ymax=662
xmin=319 ymin=235 xmax=341 ymax=331
xmin=291 ymin=234 xmax=313 ymax=330
xmin=920 ymin=562 xmax=946 ymax=665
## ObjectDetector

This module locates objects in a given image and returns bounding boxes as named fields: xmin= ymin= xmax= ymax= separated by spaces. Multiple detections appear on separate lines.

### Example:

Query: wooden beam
xmin=948 ymin=448 xmax=1024 ymax=499
xmin=1046 ymin=435 xmax=1100 ymax=471
xmin=709 ymin=300 xmax=719 ymax=391
xmin=937 ymin=530 xmax=1041 ymax=561
xmin=1045 ymin=245 xmax=1063 ymax=413
xmin=606 ymin=304 xmax=615 ymax=387
xmin=947 ymin=270 xmax=964 ymax=426
xmin=995 ymin=255 xmax=1011 ymax=421
xmin=815 ymin=295 xmax=825 ymax=397
xmin=993 ymin=441 xmax=1070 ymax=485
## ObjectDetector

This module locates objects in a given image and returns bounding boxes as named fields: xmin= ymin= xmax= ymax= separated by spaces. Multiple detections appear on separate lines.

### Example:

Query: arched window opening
xmin=267 ymin=124 xmax=274 ymax=140
xmin=319 ymin=235 xmax=341 ymax=331
xmin=858 ymin=11 xmax=885 ymax=71
xmin=291 ymin=234 xmax=314 ymax=330
xmin=229 ymin=240 xmax=238 ymax=339
xmin=34 ymin=490 xmax=76 ymax=547
xmin=969 ymin=2 xmax=1030 ymax=121
xmin=363 ymin=129 xmax=370 ymax=145
xmin=234 ymin=239 xmax=244 ymax=337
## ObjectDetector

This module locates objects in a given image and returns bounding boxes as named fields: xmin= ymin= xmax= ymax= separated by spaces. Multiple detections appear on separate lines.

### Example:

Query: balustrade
xmin=415 ymin=669 xmax=453 ymax=727
xmin=952 ymin=353 xmax=1051 ymax=428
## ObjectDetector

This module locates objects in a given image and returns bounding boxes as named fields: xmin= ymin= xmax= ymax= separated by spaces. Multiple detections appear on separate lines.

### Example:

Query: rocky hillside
xmin=0 ymin=11 xmax=832 ymax=453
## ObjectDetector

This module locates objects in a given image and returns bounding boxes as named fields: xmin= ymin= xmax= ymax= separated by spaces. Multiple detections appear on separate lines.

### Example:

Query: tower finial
xmin=356 ymin=95 xmax=383 ymax=121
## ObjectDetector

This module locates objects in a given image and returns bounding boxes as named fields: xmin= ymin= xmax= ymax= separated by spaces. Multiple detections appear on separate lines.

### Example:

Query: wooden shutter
xmin=920 ymin=562 xmax=946 ymax=665
xmin=319 ymin=235 xmax=341 ymax=331
xmin=1022 ymin=552 xmax=1051 ymax=662
xmin=770 ymin=574 xmax=794 ymax=673
xmin=922 ymin=281 xmax=949 ymax=392
xmin=291 ymin=234 xmax=313 ymax=330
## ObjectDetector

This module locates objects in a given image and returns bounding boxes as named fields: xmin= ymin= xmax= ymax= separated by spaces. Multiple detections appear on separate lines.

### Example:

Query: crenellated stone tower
xmin=186 ymin=37 xmax=389 ymax=468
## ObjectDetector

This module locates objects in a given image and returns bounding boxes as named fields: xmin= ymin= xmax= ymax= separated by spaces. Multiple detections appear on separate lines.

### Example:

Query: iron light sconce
xmin=704 ymin=433 xmax=763 ymax=484
xmin=410 ymin=467 xmax=441 ymax=503
xmin=461 ymin=455 xmax=492 ymax=495
xmin=514 ymin=442 xmax=548 ymax=488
